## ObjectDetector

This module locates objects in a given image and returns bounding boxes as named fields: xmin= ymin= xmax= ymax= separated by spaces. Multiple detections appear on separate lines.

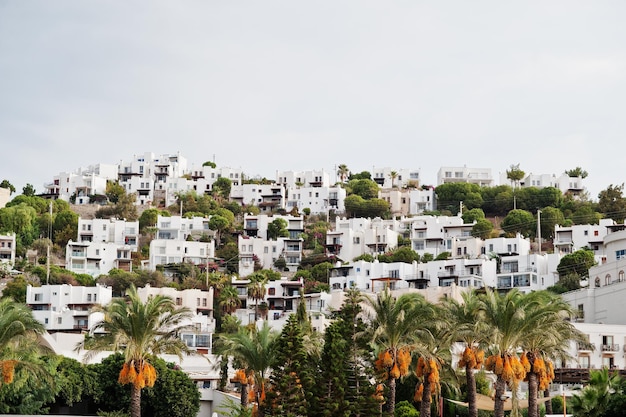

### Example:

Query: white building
xmin=148 ymin=239 xmax=215 ymax=272
xmin=230 ymin=276 xmax=332 ymax=332
xmin=0 ymin=233 xmax=16 ymax=267
xmin=0 ymin=186 xmax=11 ymax=208
xmin=285 ymin=185 xmax=346 ymax=215
xmin=43 ymin=164 xmax=116 ymax=204
xmin=136 ymin=284 xmax=216 ymax=353
xmin=276 ymin=169 xmax=331 ymax=188
xmin=325 ymin=217 xmax=403 ymax=262
xmin=408 ymin=187 xmax=437 ymax=214
xmin=66 ymin=218 xmax=139 ymax=276
xmin=230 ymin=183 xmax=285 ymax=212
xmin=188 ymin=165 xmax=244 ymax=187
xmin=372 ymin=167 xmax=421 ymax=189
xmin=564 ymin=322 xmax=626 ymax=371
xmin=239 ymin=214 xmax=305 ymax=275
xmin=553 ymin=219 xmax=613 ymax=258
xmin=26 ymin=284 xmax=112 ymax=332
xmin=403 ymin=215 xmax=477 ymax=259
xmin=437 ymin=166 xmax=494 ymax=187
xmin=499 ymin=171 xmax=587 ymax=197
xmin=154 ymin=215 xmax=213 ymax=241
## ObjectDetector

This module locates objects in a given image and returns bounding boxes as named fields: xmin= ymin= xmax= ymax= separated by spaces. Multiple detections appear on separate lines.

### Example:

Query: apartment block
xmin=437 ymin=166 xmax=494 ymax=187
xmin=0 ymin=233 xmax=16 ymax=267
xmin=229 ymin=184 xmax=285 ymax=212
xmin=325 ymin=217 xmax=402 ymax=262
xmin=372 ymin=167 xmax=421 ymax=189
xmin=26 ymin=284 xmax=112 ymax=332
xmin=276 ymin=169 xmax=331 ymax=188
xmin=285 ymin=185 xmax=346 ymax=215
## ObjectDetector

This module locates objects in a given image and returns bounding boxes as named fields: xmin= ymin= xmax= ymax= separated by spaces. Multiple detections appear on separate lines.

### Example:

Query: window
xmin=197 ymin=335 xmax=210 ymax=348
xmin=34 ymin=293 xmax=42 ymax=301
xmin=57 ymin=317 xmax=62 ymax=325
xmin=197 ymin=298 xmax=201 ymax=306
xmin=87 ymin=294 xmax=92 ymax=302
xmin=268 ymin=288 xmax=275 ymax=295
xmin=176 ymin=297 xmax=182 ymax=305
xmin=202 ymin=298 xmax=207 ymax=307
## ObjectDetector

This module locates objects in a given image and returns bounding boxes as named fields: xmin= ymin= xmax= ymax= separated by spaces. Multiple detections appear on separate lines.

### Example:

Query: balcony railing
xmin=577 ymin=342 xmax=595 ymax=351
xmin=602 ymin=344 xmax=620 ymax=352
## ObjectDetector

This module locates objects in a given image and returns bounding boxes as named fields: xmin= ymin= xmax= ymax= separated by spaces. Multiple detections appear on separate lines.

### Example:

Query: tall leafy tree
xmin=506 ymin=164 xmax=525 ymax=188
xmin=77 ymin=285 xmax=193 ymax=417
xmin=0 ymin=297 xmax=49 ymax=386
xmin=598 ymin=184 xmax=626 ymax=222
xmin=441 ymin=290 xmax=488 ymax=417
xmin=265 ymin=314 xmax=313 ymax=417
xmin=222 ymin=322 xmax=278 ymax=413
xmin=501 ymin=209 xmax=535 ymax=237
xmin=367 ymin=290 xmax=434 ymax=415
xmin=267 ymin=218 xmax=289 ymax=240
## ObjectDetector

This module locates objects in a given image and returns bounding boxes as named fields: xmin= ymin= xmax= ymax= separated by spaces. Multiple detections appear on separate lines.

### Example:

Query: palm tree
xmin=441 ymin=290 xmax=488 ymax=417
xmin=247 ymin=273 xmax=268 ymax=322
xmin=520 ymin=291 xmax=583 ymax=417
xmin=222 ymin=322 xmax=278 ymax=415
xmin=220 ymin=285 xmax=242 ymax=315
xmin=389 ymin=171 xmax=398 ymax=188
xmin=367 ymin=289 xmax=435 ymax=415
xmin=0 ymin=298 xmax=49 ymax=385
xmin=337 ymin=164 xmax=350 ymax=183
xmin=481 ymin=288 xmax=538 ymax=417
xmin=77 ymin=285 xmax=194 ymax=417
xmin=570 ymin=368 xmax=623 ymax=417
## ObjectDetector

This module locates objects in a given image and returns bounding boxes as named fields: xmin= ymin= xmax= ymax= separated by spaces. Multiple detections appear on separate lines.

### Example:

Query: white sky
xmin=1 ymin=1 xmax=625 ymax=200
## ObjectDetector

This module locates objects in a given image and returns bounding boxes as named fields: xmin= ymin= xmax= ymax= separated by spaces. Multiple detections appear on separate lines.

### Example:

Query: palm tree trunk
xmin=420 ymin=379 xmax=432 ymax=417
xmin=130 ymin=384 xmax=141 ymax=417
xmin=465 ymin=364 xmax=478 ymax=417
xmin=527 ymin=372 xmax=539 ymax=417
xmin=241 ymin=383 xmax=249 ymax=407
xmin=387 ymin=377 xmax=396 ymax=416
xmin=544 ymin=388 xmax=553 ymax=414
xmin=494 ymin=376 xmax=506 ymax=417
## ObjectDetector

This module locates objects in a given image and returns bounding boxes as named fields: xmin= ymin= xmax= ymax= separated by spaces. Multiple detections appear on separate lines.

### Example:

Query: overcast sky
xmin=1 ymin=1 xmax=625 ymax=200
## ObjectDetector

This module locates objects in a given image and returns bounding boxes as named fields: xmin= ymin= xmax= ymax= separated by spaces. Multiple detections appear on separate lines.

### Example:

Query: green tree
xmin=557 ymin=249 xmax=595 ymax=280
xmin=570 ymin=368 xmax=622 ymax=417
xmin=223 ymin=322 xmax=278 ymax=414
xmin=348 ymin=178 xmax=380 ymax=200
xmin=209 ymin=214 xmax=230 ymax=248
xmin=77 ymin=285 xmax=194 ymax=417
xmin=0 ymin=276 xmax=29 ymax=302
xmin=106 ymin=181 xmax=126 ymax=204
xmin=138 ymin=208 xmax=163 ymax=232
xmin=247 ymin=272 xmax=268 ymax=321
xmin=213 ymin=177 xmax=232 ymax=201
xmin=389 ymin=171 xmax=398 ymax=188
xmin=265 ymin=314 xmax=314 ymax=417
xmin=0 ymin=298 xmax=50 ymax=387
xmin=203 ymin=160 xmax=216 ymax=168
xmin=441 ymin=290 xmax=488 ymax=417
xmin=520 ymin=291 xmax=582 ymax=417
xmin=506 ymin=164 xmax=525 ymax=188
xmin=435 ymin=183 xmax=483 ymax=214
xmin=0 ymin=180 xmax=15 ymax=194
xmin=565 ymin=167 xmax=588 ymax=179
xmin=598 ymin=184 xmax=626 ymax=222
xmin=337 ymin=164 xmax=350 ymax=183
xmin=53 ymin=209 xmax=78 ymax=247
xmin=462 ymin=208 xmax=485 ymax=224
xmin=22 ymin=183 xmax=36 ymax=196
xmin=472 ymin=218 xmax=494 ymax=239
xmin=538 ymin=206 xmax=565 ymax=240
xmin=349 ymin=171 xmax=372 ymax=180
xmin=367 ymin=290 xmax=435 ymax=415
xmin=501 ymin=209 xmax=535 ymax=237
xmin=267 ymin=218 xmax=288 ymax=240
xmin=219 ymin=285 xmax=242 ymax=315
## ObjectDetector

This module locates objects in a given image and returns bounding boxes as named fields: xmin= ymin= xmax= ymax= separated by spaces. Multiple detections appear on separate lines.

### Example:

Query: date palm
xmin=367 ymin=289 xmax=436 ymax=415
xmin=222 ymin=321 xmax=278 ymax=415
xmin=77 ymin=285 xmax=193 ymax=417
xmin=520 ymin=291 xmax=583 ymax=417
xmin=0 ymin=297 xmax=49 ymax=385
xmin=441 ymin=289 xmax=488 ymax=417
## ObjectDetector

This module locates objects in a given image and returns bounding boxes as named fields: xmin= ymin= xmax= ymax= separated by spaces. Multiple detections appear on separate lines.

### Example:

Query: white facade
xmin=499 ymin=172 xmax=587 ymax=196
xmin=564 ymin=322 xmax=626 ymax=371
xmin=285 ymin=185 xmax=346 ymax=215
xmin=437 ymin=166 xmax=494 ymax=187
xmin=188 ymin=165 xmax=244 ymax=187
xmin=0 ymin=233 xmax=16 ymax=267
xmin=372 ymin=167 xmax=421 ymax=189
xmin=66 ymin=241 xmax=134 ymax=276
xmin=155 ymin=215 xmax=213 ymax=241
xmin=66 ymin=218 xmax=139 ymax=276
xmin=408 ymin=187 xmax=437 ymax=214
xmin=26 ymin=284 xmax=112 ymax=332
xmin=325 ymin=217 xmax=402 ymax=262
xmin=553 ymin=219 xmax=613 ymax=258
xmin=329 ymin=259 xmax=491 ymax=293
xmin=136 ymin=284 xmax=216 ymax=353
xmin=0 ymin=186 xmax=11 ymax=208
xmin=403 ymin=215 xmax=477 ymax=258
xmin=148 ymin=239 xmax=215 ymax=272
xmin=44 ymin=167 xmax=114 ymax=204
xmin=230 ymin=184 xmax=285 ymax=212
xmin=239 ymin=214 xmax=305 ymax=275
xmin=230 ymin=276 xmax=332 ymax=332
xmin=276 ymin=169 xmax=331 ymax=188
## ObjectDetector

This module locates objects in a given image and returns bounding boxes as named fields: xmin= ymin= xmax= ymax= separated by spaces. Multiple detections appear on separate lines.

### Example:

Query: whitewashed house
xmin=285 ymin=185 xmax=346 ymax=215
xmin=325 ymin=217 xmax=402 ymax=262
xmin=403 ymin=215 xmax=477 ymax=259
xmin=437 ymin=166 xmax=494 ymax=187
xmin=136 ymin=284 xmax=216 ymax=353
xmin=0 ymin=233 xmax=16 ymax=267
xmin=26 ymin=284 xmax=112 ymax=332
xmin=229 ymin=183 xmax=286 ymax=212
xmin=553 ymin=219 xmax=613 ymax=258
xmin=276 ymin=169 xmax=331 ymax=188
xmin=372 ymin=167 xmax=421 ymax=189
xmin=43 ymin=164 xmax=116 ymax=203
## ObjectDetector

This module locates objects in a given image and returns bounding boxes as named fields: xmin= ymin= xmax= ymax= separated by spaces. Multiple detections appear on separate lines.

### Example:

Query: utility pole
xmin=47 ymin=201 xmax=52 ymax=285
xmin=537 ymin=209 xmax=542 ymax=254
xmin=459 ymin=201 xmax=463 ymax=215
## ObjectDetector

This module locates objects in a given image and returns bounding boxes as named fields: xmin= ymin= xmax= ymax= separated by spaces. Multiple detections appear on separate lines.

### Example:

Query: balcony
xmin=602 ymin=344 xmax=620 ymax=352
xmin=577 ymin=342 xmax=594 ymax=352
